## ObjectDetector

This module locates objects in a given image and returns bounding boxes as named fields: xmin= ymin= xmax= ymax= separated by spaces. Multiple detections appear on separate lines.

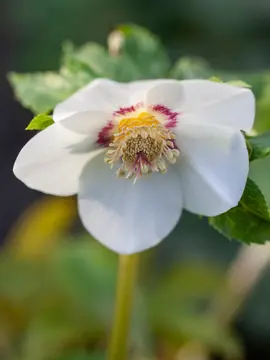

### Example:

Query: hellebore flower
xmin=13 ymin=79 xmax=255 ymax=254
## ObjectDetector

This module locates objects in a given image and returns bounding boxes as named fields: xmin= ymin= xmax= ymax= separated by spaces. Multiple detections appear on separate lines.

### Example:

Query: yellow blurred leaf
xmin=174 ymin=342 xmax=209 ymax=360
xmin=6 ymin=196 xmax=77 ymax=259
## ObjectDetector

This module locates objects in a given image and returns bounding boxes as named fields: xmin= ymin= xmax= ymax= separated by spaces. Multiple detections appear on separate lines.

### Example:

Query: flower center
xmin=104 ymin=111 xmax=179 ymax=180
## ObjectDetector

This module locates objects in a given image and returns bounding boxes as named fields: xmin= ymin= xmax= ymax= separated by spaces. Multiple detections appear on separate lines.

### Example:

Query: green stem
xmin=108 ymin=253 xmax=139 ymax=360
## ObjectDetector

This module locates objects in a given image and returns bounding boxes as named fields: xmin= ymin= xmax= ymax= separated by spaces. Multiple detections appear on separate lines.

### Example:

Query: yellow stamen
xmin=118 ymin=112 xmax=159 ymax=132
xmin=105 ymin=112 xmax=179 ymax=180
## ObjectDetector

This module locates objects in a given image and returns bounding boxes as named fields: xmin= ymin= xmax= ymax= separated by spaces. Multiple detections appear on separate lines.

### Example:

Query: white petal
xmin=145 ymin=80 xmax=183 ymax=108
xmin=179 ymin=80 xmax=255 ymax=131
xmin=175 ymin=123 xmax=249 ymax=216
xmin=127 ymin=79 xmax=165 ymax=92
xmin=78 ymin=155 xmax=183 ymax=254
xmin=13 ymin=123 xmax=104 ymax=196
xmin=58 ymin=110 xmax=111 ymax=135
xmin=53 ymin=78 xmax=130 ymax=122
xmin=129 ymin=79 xmax=181 ymax=107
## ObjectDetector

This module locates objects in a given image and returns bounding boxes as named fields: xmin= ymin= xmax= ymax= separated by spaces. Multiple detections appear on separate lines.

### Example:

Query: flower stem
xmin=108 ymin=253 xmax=139 ymax=360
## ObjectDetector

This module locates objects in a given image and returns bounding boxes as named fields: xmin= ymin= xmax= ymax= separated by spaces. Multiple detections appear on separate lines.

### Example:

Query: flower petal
xmin=57 ymin=110 xmax=111 ymax=135
xmin=175 ymin=123 xmax=249 ymax=216
xmin=13 ymin=123 xmax=104 ymax=196
xmin=129 ymin=79 xmax=182 ymax=107
xmin=128 ymin=79 xmax=165 ymax=93
xmin=78 ymin=154 xmax=183 ymax=254
xmin=144 ymin=80 xmax=184 ymax=108
xmin=53 ymin=78 xmax=129 ymax=122
xmin=180 ymin=80 xmax=255 ymax=131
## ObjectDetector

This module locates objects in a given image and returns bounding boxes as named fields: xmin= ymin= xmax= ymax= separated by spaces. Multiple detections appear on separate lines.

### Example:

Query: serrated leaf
xmin=62 ymin=25 xmax=172 ymax=83
xmin=8 ymin=42 xmax=114 ymax=114
xmin=62 ymin=41 xmax=141 ymax=82
xmin=63 ymin=42 xmax=117 ymax=79
xmin=26 ymin=114 xmax=54 ymax=130
xmin=246 ymin=132 xmax=270 ymax=161
xmin=10 ymin=23 xmax=170 ymax=114
xmin=209 ymin=178 xmax=270 ymax=244
xmin=240 ymin=178 xmax=270 ymax=220
xmin=115 ymin=23 xmax=171 ymax=78
xmin=209 ymin=207 xmax=270 ymax=244
xmin=8 ymin=72 xmax=74 ymax=114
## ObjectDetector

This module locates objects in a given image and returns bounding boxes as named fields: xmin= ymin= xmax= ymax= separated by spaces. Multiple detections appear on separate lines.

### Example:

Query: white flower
xmin=13 ymin=79 xmax=255 ymax=254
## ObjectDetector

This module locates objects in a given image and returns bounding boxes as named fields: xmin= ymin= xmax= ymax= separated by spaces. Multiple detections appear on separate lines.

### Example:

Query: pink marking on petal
xmin=97 ymin=121 xmax=114 ymax=147
xmin=135 ymin=101 xmax=144 ymax=109
xmin=114 ymin=102 xmax=144 ymax=117
xmin=114 ymin=105 xmax=136 ymax=116
xmin=152 ymin=104 xmax=180 ymax=128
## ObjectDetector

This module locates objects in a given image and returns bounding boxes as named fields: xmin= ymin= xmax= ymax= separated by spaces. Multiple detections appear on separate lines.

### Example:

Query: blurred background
xmin=2 ymin=0 xmax=270 ymax=359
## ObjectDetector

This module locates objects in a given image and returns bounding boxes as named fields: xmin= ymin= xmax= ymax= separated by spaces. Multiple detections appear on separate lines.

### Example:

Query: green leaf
xmin=246 ymin=131 xmax=270 ymax=161
xmin=23 ymin=312 xmax=82 ymax=360
xmin=26 ymin=114 xmax=54 ymax=130
xmin=246 ymin=137 xmax=253 ymax=159
xmin=62 ymin=41 xmax=141 ymax=82
xmin=249 ymin=156 xmax=270 ymax=207
xmin=209 ymin=178 xmax=270 ymax=244
xmin=253 ymin=78 xmax=270 ymax=133
xmin=148 ymin=263 xmax=242 ymax=359
xmin=8 ymin=72 xmax=74 ymax=114
xmin=170 ymin=56 xmax=266 ymax=98
xmin=115 ymin=23 xmax=171 ymax=78
xmin=170 ymin=57 xmax=213 ymax=80
xmin=174 ymin=315 xmax=243 ymax=359
xmin=58 ymin=351 xmax=105 ymax=360
xmin=240 ymin=178 xmax=270 ymax=220
xmin=208 ymin=76 xmax=223 ymax=83
xmin=227 ymin=80 xmax=251 ymax=88
xmin=209 ymin=77 xmax=251 ymax=88
xmin=9 ymin=23 xmax=171 ymax=114
xmin=62 ymin=24 xmax=171 ymax=83
xmin=63 ymin=42 xmax=119 ymax=79
xmin=49 ymin=239 xmax=117 ymax=324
